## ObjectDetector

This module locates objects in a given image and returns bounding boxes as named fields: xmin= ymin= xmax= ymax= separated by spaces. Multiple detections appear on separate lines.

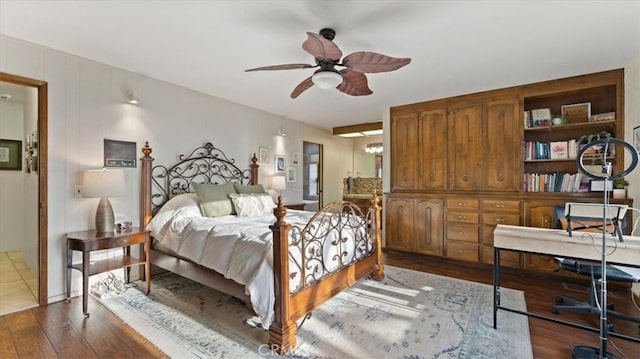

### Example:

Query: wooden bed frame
xmin=139 ymin=141 xmax=384 ymax=354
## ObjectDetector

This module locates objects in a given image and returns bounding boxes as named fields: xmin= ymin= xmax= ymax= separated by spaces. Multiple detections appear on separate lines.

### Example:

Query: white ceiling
xmin=1 ymin=1 xmax=638 ymax=129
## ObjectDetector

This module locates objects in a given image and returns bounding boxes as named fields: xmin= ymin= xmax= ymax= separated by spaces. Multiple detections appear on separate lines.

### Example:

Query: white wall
xmin=0 ymin=100 xmax=25 ymax=252
xmin=625 ymin=53 xmax=640 ymax=236
xmin=1 ymin=34 xmax=306 ymax=303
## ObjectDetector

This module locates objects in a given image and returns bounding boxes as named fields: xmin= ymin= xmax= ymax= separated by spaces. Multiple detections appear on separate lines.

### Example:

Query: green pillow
xmin=193 ymin=183 xmax=236 ymax=217
xmin=233 ymin=183 xmax=266 ymax=194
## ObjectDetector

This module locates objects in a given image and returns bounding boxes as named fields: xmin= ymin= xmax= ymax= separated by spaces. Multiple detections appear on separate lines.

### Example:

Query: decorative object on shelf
xmin=258 ymin=147 xmax=269 ymax=163
xmin=549 ymin=141 xmax=568 ymax=160
xmin=104 ymin=139 xmax=137 ymax=168
xmin=612 ymin=177 xmax=628 ymax=199
xmin=0 ymin=139 xmax=22 ymax=171
xmin=551 ymin=115 xmax=564 ymax=126
xmin=83 ymin=169 xmax=126 ymax=234
xmin=275 ymin=155 xmax=285 ymax=173
xmin=561 ymin=102 xmax=591 ymax=124
xmin=590 ymin=111 xmax=615 ymax=122
xmin=523 ymin=110 xmax=531 ymax=128
xmin=530 ymin=108 xmax=551 ymax=127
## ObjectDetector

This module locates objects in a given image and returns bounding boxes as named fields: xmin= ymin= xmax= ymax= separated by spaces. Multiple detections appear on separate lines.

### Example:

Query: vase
xmin=612 ymin=188 xmax=626 ymax=199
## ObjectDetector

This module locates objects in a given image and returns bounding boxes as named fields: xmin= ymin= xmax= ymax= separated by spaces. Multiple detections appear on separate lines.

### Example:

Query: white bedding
xmin=147 ymin=194 xmax=360 ymax=329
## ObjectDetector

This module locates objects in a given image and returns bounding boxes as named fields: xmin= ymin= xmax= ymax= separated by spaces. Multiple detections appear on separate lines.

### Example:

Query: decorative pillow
xmin=229 ymin=193 xmax=275 ymax=217
xmin=193 ymin=183 xmax=237 ymax=217
xmin=146 ymin=193 xmax=202 ymax=238
xmin=233 ymin=183 xmax=266 ymax=194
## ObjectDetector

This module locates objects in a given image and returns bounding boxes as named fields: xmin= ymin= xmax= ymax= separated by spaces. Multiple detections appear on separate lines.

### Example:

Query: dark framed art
xmin=104 ymin=139 xmax=137 ymax=167
xmin=0 ymin=139 xmax=22 ymax=171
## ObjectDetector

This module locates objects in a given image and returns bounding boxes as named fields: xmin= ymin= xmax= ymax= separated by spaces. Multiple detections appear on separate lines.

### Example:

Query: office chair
xmin=551 ymin=206 xmax=640 ymax=329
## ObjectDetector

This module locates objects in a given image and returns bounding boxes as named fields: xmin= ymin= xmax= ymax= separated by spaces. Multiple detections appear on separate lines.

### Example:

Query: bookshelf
xmin=521 ymin=73 xmax=623 ymax=193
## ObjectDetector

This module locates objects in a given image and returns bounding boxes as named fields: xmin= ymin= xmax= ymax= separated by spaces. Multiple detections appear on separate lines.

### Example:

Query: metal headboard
xmin=151 ymin=142 xmax=256 ymax=213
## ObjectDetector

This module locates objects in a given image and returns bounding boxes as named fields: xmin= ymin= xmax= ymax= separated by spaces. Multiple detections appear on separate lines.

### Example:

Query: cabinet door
xmin=485 ymin=99 xmax=520 ymax=191
xmin=449 ymin=104 xmax=483 ymax=190
xmin=414 ymin=198 xmax=444 ymax=256
xmin=418 ymin=109 xmax=447 ymax=190
xmin=385 ymin=197 xmax=413 ymax=251
xmin=391 ymin=113 xmax=419 ymax=191
xmin=522 ymin=200 xmax=566 ymax=271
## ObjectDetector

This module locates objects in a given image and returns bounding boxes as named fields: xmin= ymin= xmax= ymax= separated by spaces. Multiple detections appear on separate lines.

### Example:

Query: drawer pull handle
xmin=457 ymin=203 xmax=467 ymax=207
xmin=458 ymin=250 xmax=467 ymax=254
xmin=457 ymin=215 xmax=467 ymax=220
xmin=496 ymin=218 xmax=505 ymax=223
xmin=495 ymin=204 xmax=504 ymax=208
xmin=459 ymin=231 xmax=464 ymax=235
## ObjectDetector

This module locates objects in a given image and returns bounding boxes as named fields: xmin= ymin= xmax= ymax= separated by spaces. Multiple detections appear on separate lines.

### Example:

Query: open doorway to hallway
xmin=302 ymin=141 xmax=323 ymax=211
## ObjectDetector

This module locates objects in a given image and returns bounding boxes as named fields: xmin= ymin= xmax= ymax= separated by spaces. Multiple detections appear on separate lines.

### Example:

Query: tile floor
xmin=0 ymin=251 xmax=38 ymax=315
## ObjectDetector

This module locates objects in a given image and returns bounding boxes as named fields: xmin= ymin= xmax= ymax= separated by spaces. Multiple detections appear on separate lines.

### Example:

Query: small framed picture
xmin=258 ymin=147 xmax=269 ymax=163
xmin=530 ymin=108 xmax=551 ymax=127
xmin=104 ymin=139 xmax=137 ymax=167
xmin=0 ymin=139 xmax=22 ymax=171
xmin=589 ymin=180 xmax=613 ymax=192
xmin=275 ymin=155 xmax=285 ymax=173
xmin=291 ymin=152 xmax=300 ymax=166
xmin=634 ymin=125 xmax=640 ymax=153
xmin=287 ymin=167 xmax=296 ymax=182
xmin=561 ymin=102 xmax=591 ymax=124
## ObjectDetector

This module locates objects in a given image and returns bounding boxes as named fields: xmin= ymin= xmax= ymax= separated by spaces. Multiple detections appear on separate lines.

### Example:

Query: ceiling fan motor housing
xmin=319 ymin=28 xmax=336 ymax=41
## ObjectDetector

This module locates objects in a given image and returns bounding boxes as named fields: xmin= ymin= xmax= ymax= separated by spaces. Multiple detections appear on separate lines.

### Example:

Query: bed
xmin=139 ymin=141 xmax=384 ymax=353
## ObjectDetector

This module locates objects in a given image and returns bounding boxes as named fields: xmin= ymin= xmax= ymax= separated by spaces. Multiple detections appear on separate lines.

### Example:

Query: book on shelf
xmin=523 ymin=172 xmax=584 ymax=192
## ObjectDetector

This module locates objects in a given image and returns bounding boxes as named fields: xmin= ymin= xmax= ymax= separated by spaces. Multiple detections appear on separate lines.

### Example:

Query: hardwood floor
xmin=1 ymin=252 xmax=638 ymax=358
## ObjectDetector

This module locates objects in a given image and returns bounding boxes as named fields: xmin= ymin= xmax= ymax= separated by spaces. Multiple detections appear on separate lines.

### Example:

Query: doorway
xmin=0 ymin=72 xmax=48 ymax=312
xmin=303 ymin=141 xmax=323 ymax=211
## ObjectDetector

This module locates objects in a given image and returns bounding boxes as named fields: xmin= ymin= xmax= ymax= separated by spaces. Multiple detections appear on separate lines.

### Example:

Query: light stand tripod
xmin=573 ymin=138 xmax=638 ymax=359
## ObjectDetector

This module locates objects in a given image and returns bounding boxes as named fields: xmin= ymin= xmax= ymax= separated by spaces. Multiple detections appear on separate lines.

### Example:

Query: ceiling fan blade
xmin=302 ymin=32 xmax=343 ymax=61
xmin=342 ymin=52 xmax=411 ymax=73
xmin=245 ymin=63 xmax=315 ymax=72
xmin=290 ymin=76 xmax=315 ymax=99
xmin=337 ymin=69 xmax=373 ymax=96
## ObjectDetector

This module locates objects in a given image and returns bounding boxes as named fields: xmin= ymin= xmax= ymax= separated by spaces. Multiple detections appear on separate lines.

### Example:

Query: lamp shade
xmin=83 ymin=169 xmax=126 ymax=198
xmin=312 ymin=71 xmax=343 ymax=90
xmin=272 ymin=175 xmax=286 ymax=190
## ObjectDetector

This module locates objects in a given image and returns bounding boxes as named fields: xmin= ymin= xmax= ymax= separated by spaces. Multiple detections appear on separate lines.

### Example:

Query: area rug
xmin=97 ymin=266 xmax=532 ymax=358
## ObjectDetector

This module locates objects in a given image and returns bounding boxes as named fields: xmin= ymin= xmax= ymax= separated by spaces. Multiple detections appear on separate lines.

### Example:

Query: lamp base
xmin=572 ymin=345 xmax=619 ymax=359
xmin=95 ymin=197 xmax=115 ymax=234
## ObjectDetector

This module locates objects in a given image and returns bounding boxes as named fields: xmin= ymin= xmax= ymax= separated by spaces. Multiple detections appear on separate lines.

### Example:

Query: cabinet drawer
xmin=482 ymin=213 xmax=520 ymax=226
xmin=447 ymin=211 xmax=479 ymax=224
xmin=481 ymin=199 xmax=519 ymax=213
xmin=447 ymin=222 xmax=478 ymax=242
xmin=446 ymin=241 xmax=478 ymax=262
xmin=447 ymin=198 xmax=479 ymax=210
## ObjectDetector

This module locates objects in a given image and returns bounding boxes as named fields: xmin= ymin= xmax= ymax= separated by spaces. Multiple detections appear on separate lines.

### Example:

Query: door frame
xmin=0 ymin=72 xmax=48 ymax=305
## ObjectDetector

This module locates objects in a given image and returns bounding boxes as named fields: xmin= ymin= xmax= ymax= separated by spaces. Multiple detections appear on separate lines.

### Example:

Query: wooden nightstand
xmin=66 ymin=227 xmax=150 ymax=317
xmin=283 ymin=202 xmax=305 ymax=210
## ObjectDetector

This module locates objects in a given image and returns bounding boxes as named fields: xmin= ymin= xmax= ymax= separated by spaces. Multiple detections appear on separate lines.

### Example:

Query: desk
xmin=66 ymin=228 xmax=150 ymax=317
xmin=492 ymin=224 xmax=640 ymax=343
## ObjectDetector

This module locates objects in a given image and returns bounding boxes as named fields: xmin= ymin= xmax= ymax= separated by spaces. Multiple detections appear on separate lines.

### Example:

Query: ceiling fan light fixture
xmin=312 ymin=71 xmax=343 ymax=90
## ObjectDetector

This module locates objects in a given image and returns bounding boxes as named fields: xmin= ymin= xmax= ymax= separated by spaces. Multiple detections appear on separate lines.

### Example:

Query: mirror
xmin=353 ymin=135 xmax=382 ymax=178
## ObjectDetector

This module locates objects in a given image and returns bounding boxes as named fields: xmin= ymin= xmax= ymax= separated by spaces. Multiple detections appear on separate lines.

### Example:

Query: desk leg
xmin=124 ymin=246 xmax=131 ymax=283
xmin=66 ymin=247 xmax=72 ymax=300
xmin=493 ymin=247 xmax=501 ymax=329
xmin=144 ymin=236 xmax=151 ymax=295
xmin=82 ymin=251 xmax=89 ymax=317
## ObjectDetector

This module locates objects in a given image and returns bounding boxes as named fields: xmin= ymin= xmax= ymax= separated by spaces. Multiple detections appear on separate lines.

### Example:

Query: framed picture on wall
xmin=104 ymin=139 xmax=137 ymax=167
xmin=291 ymin=152 xmax=300 ymax=166
xmin=275 ymin=155 xmax=285 ymax=173
xmin=287 ymin=167 xmax=296 ymax=182
xmin=258 ymin=147 xmax=269 ymax=163
xmin=634 ymin=125 xmax=640 ymax=153
xmin=0 ymin=139 xmax=22 ymax=171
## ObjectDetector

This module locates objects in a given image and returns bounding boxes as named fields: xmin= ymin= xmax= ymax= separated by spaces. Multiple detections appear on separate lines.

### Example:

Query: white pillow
xmin=146 ymin=193 xmax=202 ymax=237
xmin=229 ymin=193 xmax=275 ymax=217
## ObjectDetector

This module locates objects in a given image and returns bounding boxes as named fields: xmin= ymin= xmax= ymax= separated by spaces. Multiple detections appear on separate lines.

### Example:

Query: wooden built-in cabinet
xmin=387 ymin=69 xmax=632 ymax=272
xmin=386 ymin=195 xmax=444 ymax=256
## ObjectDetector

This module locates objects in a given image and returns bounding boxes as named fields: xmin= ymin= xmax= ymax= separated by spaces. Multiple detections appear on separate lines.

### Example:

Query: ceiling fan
xmin=245 ymin=28 xmax=411 ymax=99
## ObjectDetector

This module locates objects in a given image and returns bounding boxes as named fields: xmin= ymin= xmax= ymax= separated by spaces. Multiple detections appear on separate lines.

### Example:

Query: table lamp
xmin=272 ymin=175 xmax=286 ymax=202
xmin=83 ymin=169 xmax=126 ymax=234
